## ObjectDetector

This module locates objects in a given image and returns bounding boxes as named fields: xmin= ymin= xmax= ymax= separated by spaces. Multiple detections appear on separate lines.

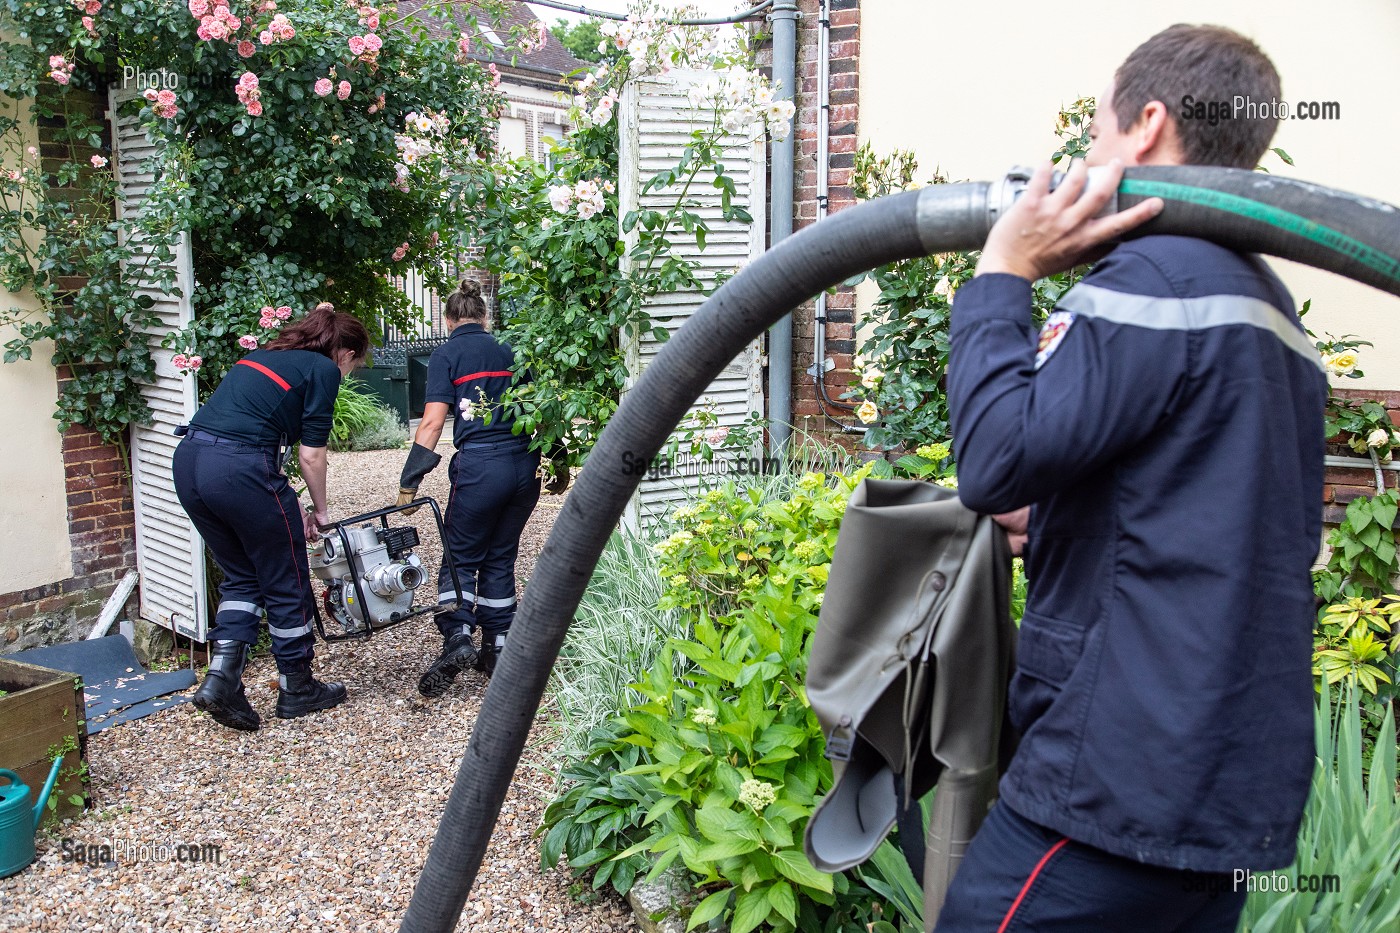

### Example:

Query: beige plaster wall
xmin=1 ymin=90 xmax=73 ymax=592
xmin=857 ymin=1 xmax=1400 ymax=387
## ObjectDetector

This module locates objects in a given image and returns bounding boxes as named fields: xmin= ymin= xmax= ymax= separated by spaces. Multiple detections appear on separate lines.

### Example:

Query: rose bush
xmin=469 ymin=6 xmax=790 ymax=470
xmin=1 ymin=0 xmax=511 ymax=433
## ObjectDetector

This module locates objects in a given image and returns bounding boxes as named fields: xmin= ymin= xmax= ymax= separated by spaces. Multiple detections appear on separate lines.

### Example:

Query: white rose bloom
xmin=766 ymin=99 xmax=795 ymax=123
xmin=574 ymin=179 xmax=599 ymax=201
xmin=857 ymin=400 xmax=880 ymax=424
xmin=576 ymin=198 xmax=599 ymax=221
xmin=541 ymin=217 xmax=553 ymax=230
xmin=1367 ymin=428 xmax=1390 ymax=448
xmin=414 ymin=115 xmax=434 ymax=134
xmin=768 ymin=120 xmax=791 ymax=141
xmin=547 ymin=184 xmax=574 ymax=213
xmin=860 ymin=368 xmax=882 ymax=390
xmin=753 ymin=85 xmax=774 ymax=109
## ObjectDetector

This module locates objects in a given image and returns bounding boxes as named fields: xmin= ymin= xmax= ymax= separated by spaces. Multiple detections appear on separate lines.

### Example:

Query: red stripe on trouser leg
xmin=997 ymin=837 xmax=1070 ymax=933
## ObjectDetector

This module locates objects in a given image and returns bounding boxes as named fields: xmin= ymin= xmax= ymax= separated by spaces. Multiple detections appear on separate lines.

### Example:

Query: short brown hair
xmin=444 ymin=279 xmax=487 ymax=323
xmin=1113 ymin=24 xmax=1281 ymax=168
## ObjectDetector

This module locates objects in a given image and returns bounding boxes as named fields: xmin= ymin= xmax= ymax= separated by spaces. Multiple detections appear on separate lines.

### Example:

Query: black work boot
xmin=473 ymin=633 xmax=506 ymax=677
xmin=193 ymin=640 xmax=260 ymax=731
xmin=418 ymin=630 xmax=477 ymax=697
xmin=275 ymin=667 xmax=348 ymax=719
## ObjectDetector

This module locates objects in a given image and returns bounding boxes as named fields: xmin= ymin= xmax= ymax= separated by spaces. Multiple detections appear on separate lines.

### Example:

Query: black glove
xmin=400 ymin=442 xmax=442 ymax=490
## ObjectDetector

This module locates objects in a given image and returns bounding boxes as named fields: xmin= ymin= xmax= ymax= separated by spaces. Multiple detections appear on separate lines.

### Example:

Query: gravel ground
xmin=0 ymin=441 xmax=638 ymax=933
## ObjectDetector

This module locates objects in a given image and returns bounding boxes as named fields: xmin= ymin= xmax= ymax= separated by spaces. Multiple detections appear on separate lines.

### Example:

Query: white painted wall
xmin=857 ymin=1 xmax=1400 ymax=388
xmin=0 ymin=96 xmax=74 ymax=592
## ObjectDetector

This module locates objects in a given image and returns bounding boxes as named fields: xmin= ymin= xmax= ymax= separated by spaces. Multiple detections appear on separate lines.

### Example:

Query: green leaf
xmin=695 ymin=836 xmax=761 ymax=861
xmin=731 ymin=886 xmax=771 ymax=933
xmin=540 ymin=821 xmax=570 ymax=867
xmin=767 ymin=880 xmax=797 ymax=926
xmin=686 ymin=888 xmax=732 ymax=931
xmin=773 ymin=849 xmax=833 ymax=893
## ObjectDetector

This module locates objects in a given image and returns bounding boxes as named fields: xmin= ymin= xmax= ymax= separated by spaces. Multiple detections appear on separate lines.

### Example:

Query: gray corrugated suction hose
xmin=400 ymin=166 xmax=1399 ymax=933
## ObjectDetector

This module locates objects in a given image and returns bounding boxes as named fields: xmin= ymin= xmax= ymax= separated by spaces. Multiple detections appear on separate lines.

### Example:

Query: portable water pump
xmin=307 ymin=498 xmax=462 ymax=641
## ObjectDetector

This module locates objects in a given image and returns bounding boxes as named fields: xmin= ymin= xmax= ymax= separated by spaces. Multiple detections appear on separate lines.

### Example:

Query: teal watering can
xmin=0 ymin=756 xmax=64 ymax=878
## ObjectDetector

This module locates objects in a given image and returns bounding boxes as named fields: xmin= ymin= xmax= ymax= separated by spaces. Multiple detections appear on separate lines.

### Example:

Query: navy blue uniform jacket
xmin=189 ymin=349 xmax=341 ymax=448
xmin=948 ymin=235 xmax=1327 ymax=872
xmin=424 ymin=323 xmax=528 ymax=448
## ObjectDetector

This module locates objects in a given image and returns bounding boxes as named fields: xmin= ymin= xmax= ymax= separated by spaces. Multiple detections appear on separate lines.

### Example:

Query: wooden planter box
xmin=0 ymin=657 xmax=88 ymax=825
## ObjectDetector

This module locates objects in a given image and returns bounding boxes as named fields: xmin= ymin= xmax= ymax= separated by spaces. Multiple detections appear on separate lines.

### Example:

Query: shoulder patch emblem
xmin=1035 ymin=311 xmax=1075 ymax=370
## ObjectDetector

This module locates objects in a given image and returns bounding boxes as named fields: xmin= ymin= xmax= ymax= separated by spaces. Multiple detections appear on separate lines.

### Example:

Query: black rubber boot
xmin=473 ymin=633 xmax=506 ymax=677
xmin=193 ymin=640 xmax=260 ymax=731
xmin=275 ymin=668 xmax=348 ymax=719
xmin=418 ymin=631 xmax=477 ymax=697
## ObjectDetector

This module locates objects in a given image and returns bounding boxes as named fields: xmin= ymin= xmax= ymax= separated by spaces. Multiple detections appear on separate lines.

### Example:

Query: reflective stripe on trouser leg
xmin=437 ymin=586 xmax=477 ymax=639
xmin=210 ymin=600 xmax=265 ymax=645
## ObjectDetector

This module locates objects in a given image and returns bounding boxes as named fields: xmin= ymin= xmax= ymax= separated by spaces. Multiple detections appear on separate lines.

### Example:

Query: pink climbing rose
xmin=337 ymin=80 xmax=351 ymax=100
xmin=238 ymin=335 xmax=258 ymax=350
xmin=314 ymin=78 xmax=333 ymax=97
xmin=348 ymin=35 xmax=366 ymax=55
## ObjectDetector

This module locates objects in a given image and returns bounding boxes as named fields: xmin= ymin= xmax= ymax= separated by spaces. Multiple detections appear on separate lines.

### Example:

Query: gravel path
xmin=0 ymin=442 xmax=638 ymax=933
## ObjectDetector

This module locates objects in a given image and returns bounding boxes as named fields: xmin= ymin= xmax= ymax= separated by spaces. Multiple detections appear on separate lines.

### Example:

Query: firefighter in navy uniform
xmin=397 ymin=280 xmax=567 ymax=697
xmin=173 ymin=303 xmax=370 ymax=731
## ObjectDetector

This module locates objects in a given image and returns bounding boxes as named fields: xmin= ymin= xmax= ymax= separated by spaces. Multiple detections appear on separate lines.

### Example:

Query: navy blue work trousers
xmin=172 ymin=430 xmax=316 ymax=672
xmin=934 ymin=801 xmax=1248 ymax=932
xmin=435 ymin=439 xmax=541 ymax=641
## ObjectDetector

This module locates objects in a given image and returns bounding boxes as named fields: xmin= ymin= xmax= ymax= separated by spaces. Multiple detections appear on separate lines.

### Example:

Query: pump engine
xmin=309 ymin=522 xmax=426 ymax=633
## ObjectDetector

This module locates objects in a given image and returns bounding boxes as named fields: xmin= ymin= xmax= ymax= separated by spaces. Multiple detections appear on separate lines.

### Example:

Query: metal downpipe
xmin=766 ymin=1 xmax=800 ymax=457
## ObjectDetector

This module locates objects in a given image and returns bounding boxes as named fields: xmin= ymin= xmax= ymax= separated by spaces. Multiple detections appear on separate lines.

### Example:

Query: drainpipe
xmin=811 ymin=0 xmax=863 ymax=433
xmin=767 ymin=0 xmax=800 ymax=457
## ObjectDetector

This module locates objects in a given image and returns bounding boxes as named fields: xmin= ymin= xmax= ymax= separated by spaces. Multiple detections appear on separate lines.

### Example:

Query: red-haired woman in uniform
xmin=173 ymin=302 xmax=369 ymax=731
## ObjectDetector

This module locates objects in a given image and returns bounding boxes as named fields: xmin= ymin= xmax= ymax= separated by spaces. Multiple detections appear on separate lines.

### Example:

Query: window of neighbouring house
xmin=540 ymin=122 xmax=565 ymax=163
xmin=498 ymin=116 xmax=527 ymax=157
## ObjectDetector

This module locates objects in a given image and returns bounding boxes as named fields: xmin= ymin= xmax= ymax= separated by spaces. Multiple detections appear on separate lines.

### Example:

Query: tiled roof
xmin=394 ymin=0 xmax=587 ymax=79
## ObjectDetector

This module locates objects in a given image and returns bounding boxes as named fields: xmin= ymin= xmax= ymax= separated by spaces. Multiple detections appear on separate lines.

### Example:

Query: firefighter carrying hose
xmin=174 ymin=302 xmax=370 ymax=731
xmin=396 ymin=280 xmax=568 ymax=697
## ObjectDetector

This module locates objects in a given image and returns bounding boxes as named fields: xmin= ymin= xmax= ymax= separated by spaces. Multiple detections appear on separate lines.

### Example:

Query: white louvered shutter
xmin=618 ymin=70 xmax=767 ymax=534
xmin=109 ymin=89 xmax=207 ymax=641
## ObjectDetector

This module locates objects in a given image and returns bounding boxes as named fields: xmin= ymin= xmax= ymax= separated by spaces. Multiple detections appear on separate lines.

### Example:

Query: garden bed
xmin=0 ymin=657 xmax=87 ymax=825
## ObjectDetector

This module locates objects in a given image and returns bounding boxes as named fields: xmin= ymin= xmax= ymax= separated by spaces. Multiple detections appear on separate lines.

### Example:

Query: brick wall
xmin=758 ymin=0 xmax=863 ymax=453
xmin=1 ymin=87 xmax=137 ymax=652
xmin=1322 ymin=387 xmax=1400 ymax=524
